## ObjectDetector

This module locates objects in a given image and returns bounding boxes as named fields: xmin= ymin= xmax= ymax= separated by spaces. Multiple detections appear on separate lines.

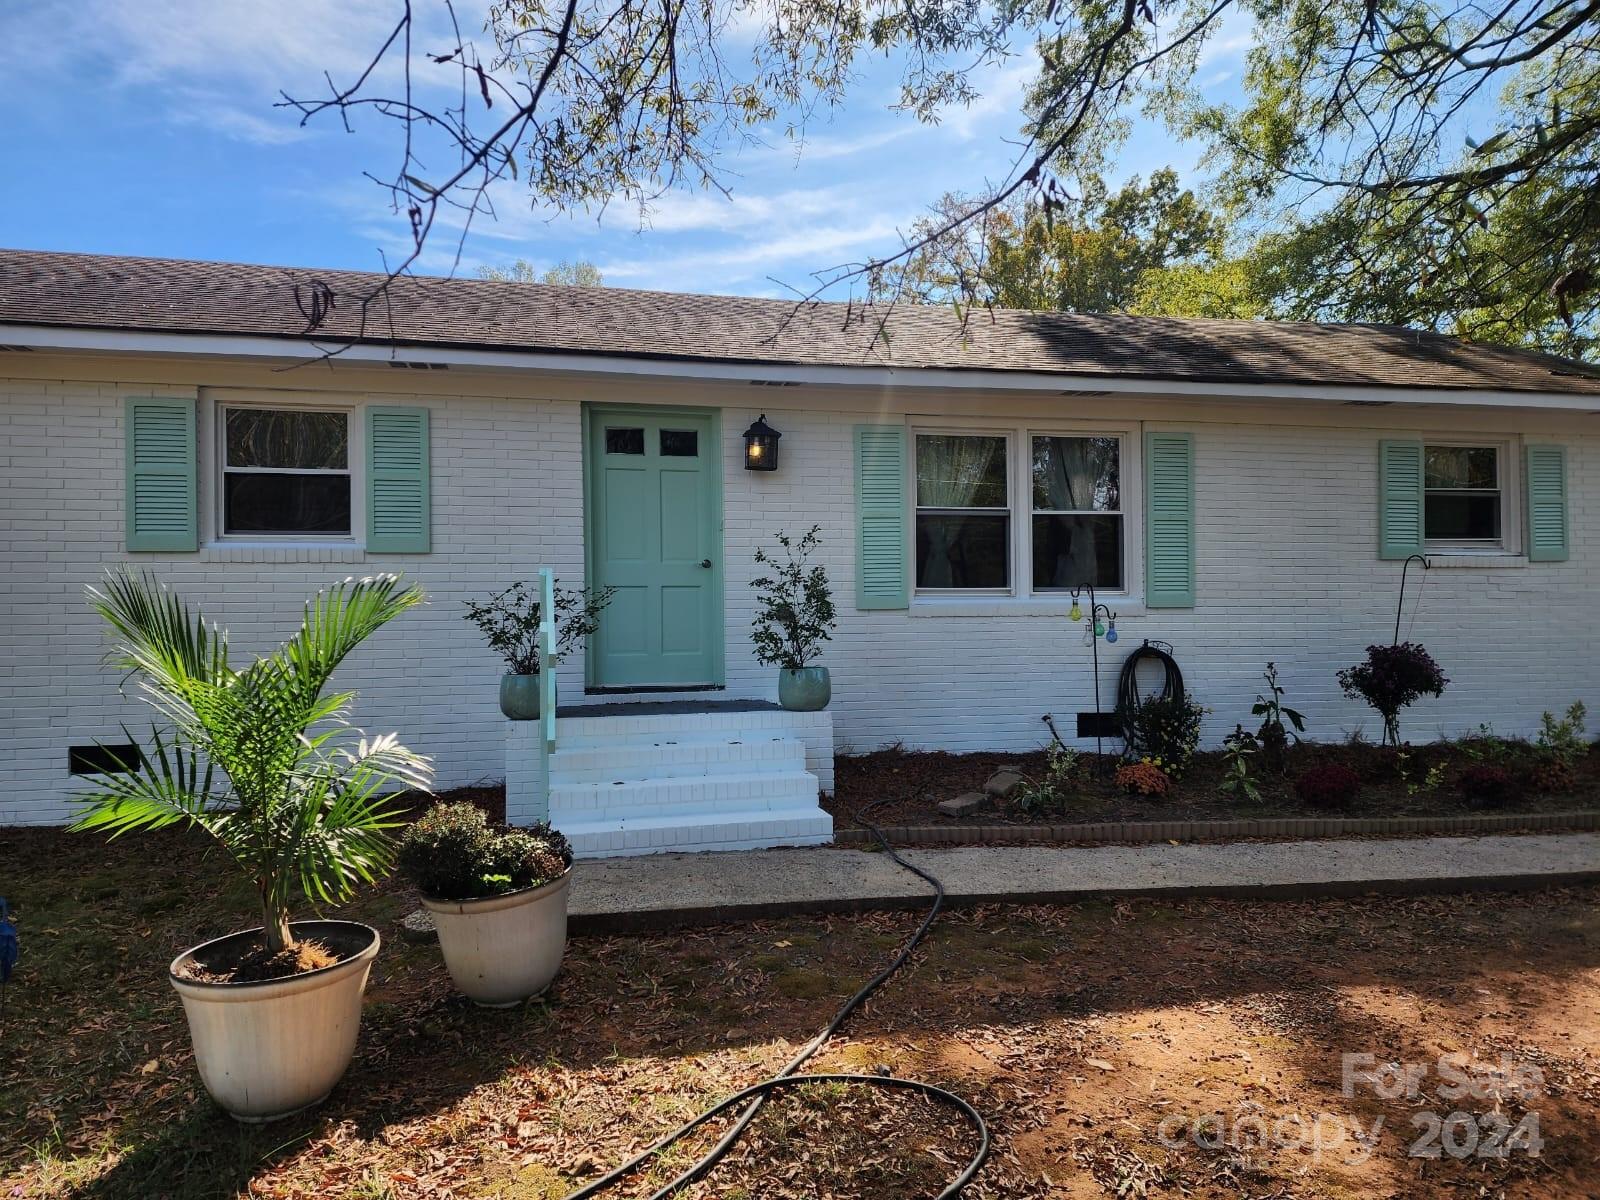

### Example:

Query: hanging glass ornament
xmin=1093 ymin=619 xmax=1105 ymax=637
xmin=1105 ymin=621 xmax=1118 ymax=643
xmin=1069 ymin=598 xmax=1082 ymax=622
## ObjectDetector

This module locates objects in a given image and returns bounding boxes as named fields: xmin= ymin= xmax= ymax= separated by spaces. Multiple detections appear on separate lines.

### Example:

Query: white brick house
xmin=4 ymin=249 xmax=1599 ymax=851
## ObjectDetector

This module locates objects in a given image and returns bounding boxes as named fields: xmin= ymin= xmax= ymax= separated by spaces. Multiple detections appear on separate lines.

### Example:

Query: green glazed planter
xmin=778 ymin=666 xmax=831 ymax=712
xmin=499 ymin=673 xmax=546 ymax=721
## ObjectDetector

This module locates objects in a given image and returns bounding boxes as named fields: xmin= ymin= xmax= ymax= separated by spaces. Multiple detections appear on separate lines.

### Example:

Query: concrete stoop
xmin=542 ymin=706 xmax=834 ymax=858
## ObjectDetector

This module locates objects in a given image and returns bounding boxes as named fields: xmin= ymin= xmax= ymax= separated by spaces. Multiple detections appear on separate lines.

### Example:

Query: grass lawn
xmin=5 ymin=825 xmax=1600 ymax=1199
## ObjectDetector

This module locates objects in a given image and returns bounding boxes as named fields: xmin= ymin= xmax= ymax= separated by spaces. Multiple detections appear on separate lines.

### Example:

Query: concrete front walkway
xmin=566 ymin=833 xmax=1600 ymax=933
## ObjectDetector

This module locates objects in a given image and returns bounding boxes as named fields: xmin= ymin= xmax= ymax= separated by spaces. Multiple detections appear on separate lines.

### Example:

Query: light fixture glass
xmin=743 ymin=414 xmax=781 ymax=471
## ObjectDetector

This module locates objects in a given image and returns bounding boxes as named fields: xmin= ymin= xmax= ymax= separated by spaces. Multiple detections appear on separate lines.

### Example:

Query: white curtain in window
xmin=918 ymin=436 xmax=1003 ymax=589
xmin=1035 ymin=437 xmax=1099 ymax=510
xmin=1034 ymin=437 xmax=1114 ymax=589
xmin=919 ymin=436 xmax=1002 ymax=507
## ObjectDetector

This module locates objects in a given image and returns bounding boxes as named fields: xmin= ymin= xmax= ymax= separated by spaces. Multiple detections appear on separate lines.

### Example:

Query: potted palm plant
xmin=750 ymin=526 xmax=837 ymax=711
xmin=398 ymin=803 xmax=572 ymax=1006
xmin=464 ymin=580 xmax=616 ymax=720
xmin=72 ymin=571 xmax=429 ymax=1123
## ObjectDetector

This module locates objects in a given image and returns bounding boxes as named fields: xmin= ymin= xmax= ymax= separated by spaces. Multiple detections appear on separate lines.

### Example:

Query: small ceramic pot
xmin=499 ymin=673 xmax=545 ymax=721
xmin=169 ymin=920 xmax=379 ymax=1123
xmin=422 ymin=872 xmax=570 ymax=1007
xmin=778 ymin=666 xmax=831 ymax=711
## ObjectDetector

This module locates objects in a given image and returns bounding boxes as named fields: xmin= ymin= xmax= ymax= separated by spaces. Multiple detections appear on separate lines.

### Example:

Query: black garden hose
xmin=562 ymin=799 xmax=990 ymax=1200
xmin=1115 ymin=641 xmax=1185 ymax=756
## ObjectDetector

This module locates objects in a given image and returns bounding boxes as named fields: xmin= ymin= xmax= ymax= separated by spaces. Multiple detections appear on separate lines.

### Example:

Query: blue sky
xmin=0 ymin=0 xmax=1253 ymax=298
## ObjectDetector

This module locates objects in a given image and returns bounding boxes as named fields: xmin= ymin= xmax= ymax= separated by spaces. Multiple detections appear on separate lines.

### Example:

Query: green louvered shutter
xmin=854 ymin=424 xmax=909 ymax=609
xmin=1144 ymin=432 xmax=1196 ymax=608
xmin=366 ymin=406 xmax=431 ymax=553
xmin=1378 ymin=439 xmax=1425 ymax=560
xmin=124 ymin=397 xmax=197 ymax=552
xmin=1525 ymin=444 xmax=1569 ymax=562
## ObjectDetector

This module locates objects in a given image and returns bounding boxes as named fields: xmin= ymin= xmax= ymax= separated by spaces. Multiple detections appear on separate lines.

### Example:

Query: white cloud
xmin=0 ymin=0 xmax=461 ymax=143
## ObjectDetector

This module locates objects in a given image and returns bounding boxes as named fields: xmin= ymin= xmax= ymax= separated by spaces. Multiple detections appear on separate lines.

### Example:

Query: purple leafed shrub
xmin=1294 ymin=763 xmax=1361 ymax=809
xmin=1337 ymin=643 xmax=1448 ymax=746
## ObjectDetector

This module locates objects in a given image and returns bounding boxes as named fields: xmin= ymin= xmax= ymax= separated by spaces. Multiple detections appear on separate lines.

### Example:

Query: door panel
xmin=588 ymin=407 xmax=721 ymax=687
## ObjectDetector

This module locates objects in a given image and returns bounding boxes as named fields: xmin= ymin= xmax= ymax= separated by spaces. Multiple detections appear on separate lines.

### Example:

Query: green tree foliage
xmin=1029 ymin=0 xmax=1600 ymax=355
xmin=884 ymin=170 xmax=1227 ymax=313
xmin=476 ymin=259 xmax=604 ymax=286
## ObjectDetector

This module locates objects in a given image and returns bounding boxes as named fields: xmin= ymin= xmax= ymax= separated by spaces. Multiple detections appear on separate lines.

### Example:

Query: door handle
xmin=700 ymin=559 xmax=713 ymax=569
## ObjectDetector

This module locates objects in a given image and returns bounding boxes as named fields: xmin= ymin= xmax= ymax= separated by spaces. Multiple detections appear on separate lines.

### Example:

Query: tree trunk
xmin=261 ymin=891 xmax=293 ymax=955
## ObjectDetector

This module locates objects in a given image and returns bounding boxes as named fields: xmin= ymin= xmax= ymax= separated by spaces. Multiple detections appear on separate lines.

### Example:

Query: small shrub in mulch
xmin=1294 ymin=764 xmax=1361 ymax=810
xmin=1458 ymin=764 xmax=1516 ymax=807
xmin=1114 ymin=761 xmax=1171 ymax=797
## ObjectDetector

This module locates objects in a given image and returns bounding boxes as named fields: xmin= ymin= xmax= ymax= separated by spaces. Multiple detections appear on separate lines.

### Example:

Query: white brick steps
xmin=555 ymin=809 xmax=833 ymax=857
xmin=550 ymin=769 xmax=819 ymax=819
xmin=550 ymin=734 xmax=805 ymax=783
xmin=541 ymin=707 xmax=835 ymax=858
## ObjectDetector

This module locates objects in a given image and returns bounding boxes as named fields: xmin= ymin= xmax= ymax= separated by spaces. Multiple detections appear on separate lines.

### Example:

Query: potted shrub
xmin=72 ymin=572 xmax=429 ymax=1122
xmin=399 ymin=803 xmax=572 ymax=1006
xmin=1337 ymin=642 xmax=1448 ymax=746
xmin=464 ymin=580 xmax=616 ymax=720
xmin=750 ymin=525 xmax=837 ymax=711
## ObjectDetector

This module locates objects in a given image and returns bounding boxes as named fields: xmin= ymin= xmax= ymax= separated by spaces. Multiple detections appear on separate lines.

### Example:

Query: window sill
xmin=910 ymin=596 xmax=1147 ymax=618
xmin=200 ymin=542 xmax=369 ymax=564
xmin=1421 ymin=553 xmax=1528 ymax=570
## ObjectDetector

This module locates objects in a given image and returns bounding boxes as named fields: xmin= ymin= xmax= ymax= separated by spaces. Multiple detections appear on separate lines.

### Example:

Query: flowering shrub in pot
xmin=399 ymin=803 xmax=573 ymax=1006
xmin=1337 ymin=643 xmax=1448 ymax=746
xmin=72 ymin=572 xmax=429 ymax=1121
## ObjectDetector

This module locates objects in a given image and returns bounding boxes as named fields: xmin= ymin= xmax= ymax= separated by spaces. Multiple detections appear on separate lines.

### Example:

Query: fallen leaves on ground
xmin=2 ymin=826 xmax=1598 ymax=1199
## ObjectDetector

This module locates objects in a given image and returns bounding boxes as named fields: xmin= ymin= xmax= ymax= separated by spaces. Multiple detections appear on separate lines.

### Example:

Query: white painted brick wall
xmin=4 ymin=373 xmax=1596 ymax=825
xmin=1 ymin=377 xmax=585 ymax=825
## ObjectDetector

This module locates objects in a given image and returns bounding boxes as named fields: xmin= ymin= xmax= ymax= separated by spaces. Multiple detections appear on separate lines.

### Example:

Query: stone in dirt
xmin=937 ymin=792 xmax=990 ymax=817
xmin=400 ymin=909 xmax=438 ymax=943
xmin=984 ymin=770 xmax=1025 ymax=799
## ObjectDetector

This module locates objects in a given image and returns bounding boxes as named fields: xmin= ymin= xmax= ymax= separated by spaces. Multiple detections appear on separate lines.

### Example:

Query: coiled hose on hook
xmin=562 ymin=798 xmax=991 ymax=1200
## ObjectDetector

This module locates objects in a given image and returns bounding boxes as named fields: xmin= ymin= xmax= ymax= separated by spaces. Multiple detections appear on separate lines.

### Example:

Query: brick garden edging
xmin=832 ymin=809 xmax=1600 ymax=846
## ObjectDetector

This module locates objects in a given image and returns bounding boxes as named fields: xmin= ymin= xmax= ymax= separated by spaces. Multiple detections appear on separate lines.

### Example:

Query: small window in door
xmin=605 ymin=427 xmax=645 ymax=454
xmin=660 ymin=429 xmax=698 ymax=456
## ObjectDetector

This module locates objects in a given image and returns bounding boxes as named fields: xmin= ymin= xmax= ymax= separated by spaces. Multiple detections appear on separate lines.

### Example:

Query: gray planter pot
xmin=778 ymin=666 xmax=831 ymax=711
xmin=499 ymin=673 xmax=547 ymax=721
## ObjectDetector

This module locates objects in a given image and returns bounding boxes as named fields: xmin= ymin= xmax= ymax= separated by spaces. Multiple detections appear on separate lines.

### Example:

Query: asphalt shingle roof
xmin=3 ymin=248 xmax=1599 ymax=395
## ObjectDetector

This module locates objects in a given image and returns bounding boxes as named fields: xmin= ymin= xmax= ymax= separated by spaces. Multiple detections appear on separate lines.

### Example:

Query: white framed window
xmin=912 ymin=423 xmax=1138 ymax=599
xmin=914 ymin=431 xmax=1012 ymax=591
xmin=1030 ymin=434 xmax=1124 ymax=591
xmin=1424 ymin=440 xmax=1517 ymax=552
xmin=216 ymin=403 xmax=355 ymax=539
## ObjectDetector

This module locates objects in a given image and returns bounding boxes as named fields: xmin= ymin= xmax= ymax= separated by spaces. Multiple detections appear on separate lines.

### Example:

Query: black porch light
xmin=743 ymin=414 xmax=781 ymax=471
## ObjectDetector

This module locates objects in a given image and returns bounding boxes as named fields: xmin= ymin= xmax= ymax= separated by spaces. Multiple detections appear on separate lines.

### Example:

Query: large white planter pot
xmin=421 ymin=871 xmax=570 ymax=1007
xmin=168 ymin=920 xmax=379 ymax=1123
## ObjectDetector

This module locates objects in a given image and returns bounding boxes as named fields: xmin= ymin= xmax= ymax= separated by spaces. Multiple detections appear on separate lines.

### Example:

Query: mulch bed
xmin=823 ymin=739 xmax=1600 ymax=831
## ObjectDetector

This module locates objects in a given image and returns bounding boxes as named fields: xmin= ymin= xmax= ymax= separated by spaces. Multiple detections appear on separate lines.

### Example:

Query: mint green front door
xmin=586 ymin=406 xmax=722 ymax=688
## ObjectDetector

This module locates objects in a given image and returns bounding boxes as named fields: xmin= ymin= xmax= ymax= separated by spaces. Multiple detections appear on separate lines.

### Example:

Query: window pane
xmin=660 ymin=429 xmax=698 ymax=456
xmin=1032 ymin=436 xmax=1120 ymax=511
xmin=916 ymin=514 xmax=1009 ymax=588
xmin=1032 ymin=514 xmax=1123 ymax=590
xmin=605 ymin=427 xmax=645 ymax=454
xmin=1425 ymin=446 xmax=1497 ymax=490
xmin=916 ymin=435 xmax=1007 ymax=508
xmin=1425 ymin=493 xmax=1501 ymax=541
xmin=226 ymin=409 xmax=346 ymax=469
xmin=224 ymin=473 xmax=352 ymax=534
